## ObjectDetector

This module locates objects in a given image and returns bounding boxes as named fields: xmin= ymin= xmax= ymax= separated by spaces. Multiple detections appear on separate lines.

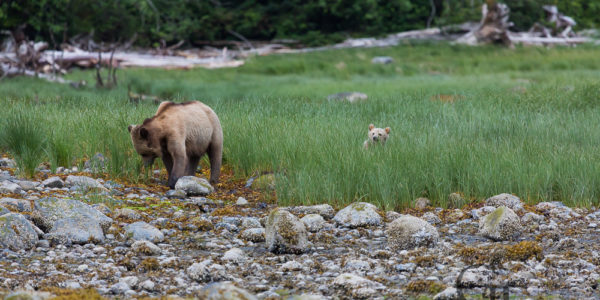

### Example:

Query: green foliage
xmin=0 ymin=110 xmax=47 ymax=177
xmin=2 ymin=43 xmax=600 ymax=208
xmin=2 ymin=0 xmax=599 ymax=48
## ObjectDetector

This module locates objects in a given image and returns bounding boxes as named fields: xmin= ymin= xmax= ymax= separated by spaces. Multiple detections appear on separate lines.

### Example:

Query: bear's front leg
xmin=168 ymin=142 xmax=188 ymax=189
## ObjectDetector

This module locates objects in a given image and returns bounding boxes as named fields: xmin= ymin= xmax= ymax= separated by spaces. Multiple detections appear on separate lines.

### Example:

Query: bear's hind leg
xmin=208 ymin=143 xmax=222 ymax=184
xmin=186 ymin=155 xmax=200 ymax=176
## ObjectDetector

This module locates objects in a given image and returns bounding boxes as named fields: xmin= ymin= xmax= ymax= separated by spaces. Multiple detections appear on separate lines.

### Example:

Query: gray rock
xmin=131 ymin=240 xmax=162 ymax=255
xmin=0 ymin=205 xmax=9 ymax=216
xmin=333 ymin=273 xmax=384 ymax=297
xmin=92 ymin=203 xmax=112 ymax=215
xmin=196 ymin=282 xmax=258 ymax=300
xmin=395 ymin=263 xmax=416 ymax=272
xmin=288 ymin=204 xmax=335 ymax=219
xmin=0 ymin=213 xmax=39 ymax=250
xmin=422 ymin=212 xmax=441 ymax=224
xmin=174 ymin=176 xmax=214 ymax=196
xmin=236 ymin=197 xmax=248 ymax=205
xmin=125 ymin=221 xmax=164 ymax=243
xmin=165 ymin=189 xmax=186 ymax=199
xmin=241 ymin=217 xmax=262 ymax=230
xmin=522 ymin=212 xmax=544 ymax=224
xmin=42 ymin=176 xmax=64 ymax=188
xmin=333 ymin=202 xmax=382 ymax=228
xmin=46 ymin=216 xmax=105 ymax=245
xmin=470 ymin=206 xmax=496 ymax=220
xmin=414 ymin=197 xmax=431 ymax=210
xmin=110 ymin=281 xmax=131 ymax=294
xmin=434 ymin=287 xmax=459 ymax=300
xmin=281 ymin=260 xmax=303 ymax=272
xmin=327 ymin=92 xmax=368 ymax=103
xmin=265 ymin=208 xmax=308 ymax=254
xmin=0 ymin=180 xmax=22 ymax=194
xmin=3 ymin=291 xmax=53 ymax=300
xmin=240 ymin=228 xmax=265 ymax=242
xmin=16 ymin=180 xmax=40 ymax=191
xmin=140 ymin=279 xmax=156 ymax=291
xmin=479 ymin=206 xmax=521 ymax=241
xmin=0 ymin=197 xmax=32 ymax=212
xmin=457 ymin=266 xmax=492 ymax=287
xmin=0 ymin=158 xmax=16 ymax=168
xmin=485 ymin=193 xmax=524 ymax=211
xmin=187 ymin=260 xmax=217 ymax=282
xmin=65 ymin=175 xmax=108 ymax=192
xmin=114 ymin=208 xmax=142 ymax=221
xmin=371 ymin=56 xmax=394 ymax=64
xmin=386 ymin=215 xmax=439 ymax=250
xmin=301 ymin=214 xmax=325 ymax=232
xmin=222 ymin=247 xmax=246 ymax=263
xmin=31 ymin=197 xmax=113 ymax=232
xmin=385 ymin=211 xmax=402 ymax=221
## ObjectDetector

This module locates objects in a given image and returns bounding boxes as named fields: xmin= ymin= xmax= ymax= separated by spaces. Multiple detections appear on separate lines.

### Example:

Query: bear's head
xmin=367 ymin=124 xmax=390 ymax=145
xmin=128 ymin=124 xmax=158 ymax=166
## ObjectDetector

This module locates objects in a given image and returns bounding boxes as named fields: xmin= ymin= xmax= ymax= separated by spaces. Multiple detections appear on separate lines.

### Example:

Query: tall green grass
xmin=1 ymin=42 xmax=600 ymax=208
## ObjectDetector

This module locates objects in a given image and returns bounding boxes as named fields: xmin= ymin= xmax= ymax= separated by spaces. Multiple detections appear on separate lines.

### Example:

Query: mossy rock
xmin=252 ymin=174 xmax=276 ymax=191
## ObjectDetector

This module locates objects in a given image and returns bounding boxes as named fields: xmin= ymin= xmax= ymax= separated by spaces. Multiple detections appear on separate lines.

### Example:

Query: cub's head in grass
xmin=363 ymin=124 xmax=390 ymax=149
xmin=128 ymin=101 xmax=223 ymax=189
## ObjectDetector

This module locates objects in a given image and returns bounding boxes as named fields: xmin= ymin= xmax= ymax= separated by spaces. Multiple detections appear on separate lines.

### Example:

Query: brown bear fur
xmin=128 ymin=101 xmax=223 ymax=188
xmin=363 ymin=124 xmax=390 ymax=149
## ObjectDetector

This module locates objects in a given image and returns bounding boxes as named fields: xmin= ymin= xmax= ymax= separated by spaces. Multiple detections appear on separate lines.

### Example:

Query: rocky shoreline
xmin=1 ymin=157 xmax=599 ymax=299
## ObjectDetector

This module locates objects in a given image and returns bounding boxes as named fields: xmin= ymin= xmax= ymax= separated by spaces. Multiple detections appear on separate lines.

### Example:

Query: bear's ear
xmin=368 ymin=124 xmax=375 ymax=130
xmin=128 ymin=125 xmax=134 ymax=133
xmin=140 ymin=127 xmax=149 ymax=140
xmin=385 ymin=127 xmax=390 ymax=134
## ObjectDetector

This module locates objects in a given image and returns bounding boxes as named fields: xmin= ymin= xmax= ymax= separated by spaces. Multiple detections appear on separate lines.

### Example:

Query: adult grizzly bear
xmin=128 ymin=101 xmax=223 ymax=188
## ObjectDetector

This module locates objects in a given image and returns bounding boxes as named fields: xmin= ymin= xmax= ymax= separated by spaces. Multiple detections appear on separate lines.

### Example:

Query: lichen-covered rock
xmin=0 ymin=206 xmax=9 ymax=216
xmin=414 ymin=197 xmax=431 ymax=210
xmin=42 ymin=176 xmax=65 ymax=188
xmin=0 ymin=213 xmax=39 ymax=250
xmin=433 ymin=287 xmax=459 ymax=300
xmin=46 ymin=216 xmax=105 ymax=245
xmin=114 ymin=208 xmax=142 ymax=221
xmin=0 ymin=197 xmax=32 ymax=212
xmin=265 ymin=208 xmax=308 ymax=254
xmin=16 ymin=180 xmax=40 ymax=191
xmin=422 ymin=212 xmax=441 ymax=224
xmin=333 ymin=202 xmax=382 ymax=228
xmin=240 ymin=228 xmax=265 ymax=242
xmin=125 ymin=221 xmax=164 ymax=243
xmin=174 ymin=176 xmax=214 ymax=196
xmin=485 ymin=193 xmax=524 ymax=211
xmin=386 ymin=215 xmax=439 ymax=250
xmin=196 ymin=282 xmax=258 ymax=300
xmin=187 ymin=260 xmax=230 ymax=283
xmin=222 ymin=247 xmax=246 ymax=263
xmin=457 ymin=266 xmax=492 ymax=288
xmin=479 ymin=206 xmax=521 ymax=241
xmin=131 ymin=240 xmax=162 ymax=256
xmin=333 ymin=273 xmax=384 ymax=299
xmin=31 ymin=197 xmax=113 ymax=232
xmin=301 ymin=214 xmax=325 ymax=232
xmin=65 ymin=175 xmax=108 ymax=192
xmin=288 ymin=204 xmax=335 ymax=219
xmin=240 ymin=217 xmax=262 ymax=230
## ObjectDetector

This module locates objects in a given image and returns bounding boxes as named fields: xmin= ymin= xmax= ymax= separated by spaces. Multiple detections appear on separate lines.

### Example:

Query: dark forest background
xmin=2 ymin=0 xmax=599 ymax=47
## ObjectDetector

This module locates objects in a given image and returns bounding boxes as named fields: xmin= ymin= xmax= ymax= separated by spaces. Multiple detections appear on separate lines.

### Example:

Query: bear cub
xmin=128 ymin=101 xmax=223 ymax=188
xmin=363 ymin=124 xmax=390 ymax=149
